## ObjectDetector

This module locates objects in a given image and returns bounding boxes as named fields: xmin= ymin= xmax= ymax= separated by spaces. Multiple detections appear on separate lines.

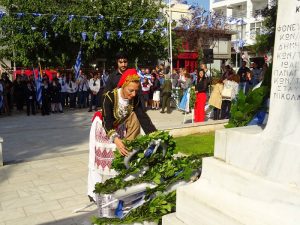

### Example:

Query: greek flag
xmin=34 ymin=68 xmax=42 ymax=105
xmin=136 ymin=68 xmax=144 ymax=82
xmin=74 ymin=48 xmax=82 ymax=80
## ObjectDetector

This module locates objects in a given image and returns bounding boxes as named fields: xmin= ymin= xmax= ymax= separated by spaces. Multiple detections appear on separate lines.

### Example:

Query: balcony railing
xmin=213 ymin=0 xmax=226 ymax=3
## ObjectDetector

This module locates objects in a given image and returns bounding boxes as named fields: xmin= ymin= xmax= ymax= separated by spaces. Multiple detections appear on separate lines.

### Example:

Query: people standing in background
xmin=251 ymin=62 xmax=261 ymax=86
xmin=88 ymin=73 xmax=100 ymax=112
xmin=104 ymin=52 xmax=128 ymax=93
xmin=221 ymin=75 xmax=239 ymax=119
xmin=259 ymin=63 xmax=268 ymax=83
xmin=13 ymin=75 xmax=25 ymax=112
xmin=171 ymin=69 xmax=179 ymax=88
xmin=25 ymin=81 xmax=36 ymax=116
xmin=50 ymin=78 xmax=62 ymax=113
xmin=0 ymin=78 xmax=3 ymax=115
xmin=58 ymin=72 xmax=67 ymax=110
xmin=66 ymin=74 xmax=78 ymax=109
xmin=41 ymin=78 xmax=51 ymax=115
xmin=194 ymin=70 xmax=207 ymax=122
xmin=2 ymin=73 xmax=13 ymax=114
xmin=190 ymin=69 xmax=198 ymax=86
xmin=160 ymin=74 xmax=172 ymax=114
xmin=141 ymin=77 xmax=152 ymax=109
xmin=151 ymin=73 xmax=160 ymax=110
xmin=209 ymin=79 xmax=224 ymax=120
xmin=76 ymin=70 xmax=89 ymax=108
xmin=237 ymin=61 xmax=250 ymax=94
xmin=245 ymin=70 xmax=254 ymax=94
xmin=222 ymin=65 xmax=233 ymax=80
xmin=178 ymin=71 xmax=192 ymax=113
xmin=98 ymin=71 xmax=108 ymax=108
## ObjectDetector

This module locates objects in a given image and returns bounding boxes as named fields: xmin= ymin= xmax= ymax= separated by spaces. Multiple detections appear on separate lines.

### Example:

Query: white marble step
xmin=172 ymin=157 xmax=300 ymax=225
xmin=162 ymin=213 xmax=186 ymax=225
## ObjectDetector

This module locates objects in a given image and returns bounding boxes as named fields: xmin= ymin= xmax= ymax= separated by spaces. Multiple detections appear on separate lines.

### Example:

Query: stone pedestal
xmin=163 ymin=1 xmax=300 ymax=224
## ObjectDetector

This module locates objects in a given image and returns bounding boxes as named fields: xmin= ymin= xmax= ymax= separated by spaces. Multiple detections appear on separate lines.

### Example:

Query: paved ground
xmin=0 ymin=108 xmax=217 ymax=225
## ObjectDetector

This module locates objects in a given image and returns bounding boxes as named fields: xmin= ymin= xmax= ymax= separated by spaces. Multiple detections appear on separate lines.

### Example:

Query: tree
xmin=176 ymin=6 xmax=231 ymax=64
xmin=0 ymin=0 xmax=168 ymax=68
xmin=250 ymin=0 xmax=277 ymax=54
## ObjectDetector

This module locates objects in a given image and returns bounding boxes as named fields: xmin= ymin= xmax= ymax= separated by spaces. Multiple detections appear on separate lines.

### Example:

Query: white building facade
xmin=210 ymin=0 xmax=272 ymax=66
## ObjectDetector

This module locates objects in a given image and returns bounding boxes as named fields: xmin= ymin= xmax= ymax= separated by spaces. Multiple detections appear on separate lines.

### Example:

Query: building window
xmin=250 ymin=22 xmax=263 ymax=39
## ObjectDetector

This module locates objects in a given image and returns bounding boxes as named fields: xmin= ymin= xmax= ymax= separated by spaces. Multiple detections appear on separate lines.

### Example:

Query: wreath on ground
xmin=92 ymin=131 xmax=209 ymax=225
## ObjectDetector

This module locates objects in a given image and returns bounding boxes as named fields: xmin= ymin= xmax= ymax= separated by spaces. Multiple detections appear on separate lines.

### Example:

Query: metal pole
xmin=240 ymin=17 xmax=244 ymax=66
xmin=169 ymin=0 xmax=173 ymax=75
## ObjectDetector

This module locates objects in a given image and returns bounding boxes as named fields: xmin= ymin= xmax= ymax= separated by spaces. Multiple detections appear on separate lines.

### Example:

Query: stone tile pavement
xmin=0 ymin=108 xmax=226 ymax=225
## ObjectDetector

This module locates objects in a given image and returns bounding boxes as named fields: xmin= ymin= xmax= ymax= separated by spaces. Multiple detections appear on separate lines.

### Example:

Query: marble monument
xmin=163 ymin=0 xmax=300 ymax=224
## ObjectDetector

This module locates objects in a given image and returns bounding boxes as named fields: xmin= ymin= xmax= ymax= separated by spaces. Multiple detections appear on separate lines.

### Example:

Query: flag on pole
xmin=74 ymin=48 xmax=82 ymax=80
xmin=34 ymin=68 xmax=42 ymax=105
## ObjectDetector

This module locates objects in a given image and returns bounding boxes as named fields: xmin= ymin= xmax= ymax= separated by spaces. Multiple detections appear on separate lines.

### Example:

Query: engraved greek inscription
xmin=277 ymin=24 xmax=297 ymax=32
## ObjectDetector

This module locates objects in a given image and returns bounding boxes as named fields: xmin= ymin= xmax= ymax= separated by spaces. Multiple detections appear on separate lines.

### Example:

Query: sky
xmin=187 ymin=0 xmax=209 ymax=10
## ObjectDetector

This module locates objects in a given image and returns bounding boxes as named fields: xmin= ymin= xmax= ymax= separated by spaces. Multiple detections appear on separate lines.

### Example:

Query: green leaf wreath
xmin=92 ymin=131 xmax=209 ymax=225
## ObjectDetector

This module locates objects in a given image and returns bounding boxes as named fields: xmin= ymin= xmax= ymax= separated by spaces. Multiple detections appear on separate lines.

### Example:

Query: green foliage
xmin=0 ymin=0 xmax=168 ymax=67
xmin=189 ymin=87 xmax=196 ymax=109
xmin=226 ymin=86 xmax=269 ymax=128
xmin=226 ymin=62 xmax=273 ymax=128
xmin=93 ymin=131 xmax=208 ymax=224
xmin=92 ymin=191 xmax=176 ymax=225
xmin=250 ymin=0 xmax=277 ymax=54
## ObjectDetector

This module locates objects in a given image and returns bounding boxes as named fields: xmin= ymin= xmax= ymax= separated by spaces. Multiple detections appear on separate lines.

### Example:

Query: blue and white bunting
xmin=106 ymin=32 xmax=111 ymax=40
xmin=74 ymin=49 xmax=82 ymax=80
xmin=43 ymin=31 xmax=48 ymax=39
xmin=238 ymin=39 xmax=245 ymax=48
xmin=93 ymin=32 xmax=98 ymax=40
xmin=16 ymin=12 xmax=24 ymax=18
xmin=68 ymin=15 xmax=75 ymax=22
xmin=31 ymin=26 xmax=37 ymax=31
xmin=149 ymin=29 xmax=155 ymax=34
xmin=51 ymin=15 xmax=58 ymax=23
xmin=32 ymin=13 xmax=41 ymax=17
xmin=236 ymin=18 xmax=246 ymax=25
xmin=128 ymin=18 xmax=133 ymax=26
xmin=97 ymin=15 xmax=104 ymax=20
xmin=141 ymin=18 xmax=148 ymax=27
xmin=0 ymin=11 xmax=6 ymax=19
xmin=117 ymin=31 xmax=123 ymax=38
xmin=184 ymin=25 xmax=190 ymax=30
xmin=207 ymin=15 xmax=213 ymax=28
xmin=81 ymin=32 xmax=87 ymax=41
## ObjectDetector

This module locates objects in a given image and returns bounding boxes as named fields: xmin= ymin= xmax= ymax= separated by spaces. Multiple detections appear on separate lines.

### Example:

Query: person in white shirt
xmin=66 ymin=74 xmax=78 ymax=109
xmin=76 ymin=70 xmax=89 ymax=108
xmin=57 ymin=72 xmax=67 ymax=112
xmin=88 ymin=72 xmax=100 ymax=112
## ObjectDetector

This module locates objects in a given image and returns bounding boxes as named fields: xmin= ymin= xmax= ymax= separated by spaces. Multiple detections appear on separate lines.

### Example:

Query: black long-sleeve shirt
xmin=195 ymin=78 xmax=207 ymax=93
xmin=104 ymin=70 xmax=122 ymax=94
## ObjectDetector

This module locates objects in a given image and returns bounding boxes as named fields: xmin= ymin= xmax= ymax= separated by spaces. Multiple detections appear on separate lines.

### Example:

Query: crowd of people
xmin=0 ymin=69 xmax=109 ymax=116
xmin=0 ymin=54 xmax=268 ymax=122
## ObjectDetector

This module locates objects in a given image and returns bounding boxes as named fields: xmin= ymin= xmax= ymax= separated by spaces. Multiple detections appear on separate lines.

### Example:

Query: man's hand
xmin=114 ymin=137 xmax=129 ymax=156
